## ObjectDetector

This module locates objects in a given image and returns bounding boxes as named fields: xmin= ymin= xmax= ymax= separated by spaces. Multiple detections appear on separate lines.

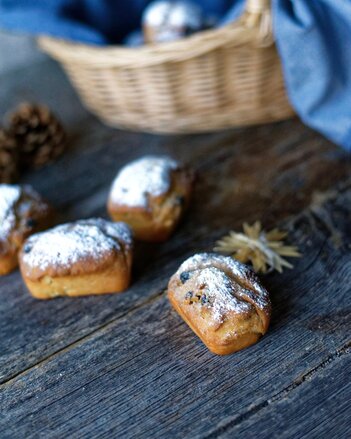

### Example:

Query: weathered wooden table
xmin=1 ymin=55 xmax=350 ymax=439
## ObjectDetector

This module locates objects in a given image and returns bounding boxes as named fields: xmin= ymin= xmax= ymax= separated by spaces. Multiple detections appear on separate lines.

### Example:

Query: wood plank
xmin=212 ymin=346 xmax=351 ymax=438
xmin=1 ymin=59 xmax=351 ymax=383
xmin=1 ymin=188 xmax=350 ymax=438
xmin=0 ymin=131 xmax=348 ymax=383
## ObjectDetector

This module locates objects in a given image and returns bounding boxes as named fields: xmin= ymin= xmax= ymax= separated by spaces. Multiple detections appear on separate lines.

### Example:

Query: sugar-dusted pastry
xmin=107 ymin=155 xmax=194 ymax=242
xmin=0 ymin=184 xmax=53 ymax=275
xmin=142 ymin=1 xmax=205 ymax=44
xmin=168 ymin=253 xmax=271 ymax=355
xmin=19 ymin=218 xmax=133 ymax=299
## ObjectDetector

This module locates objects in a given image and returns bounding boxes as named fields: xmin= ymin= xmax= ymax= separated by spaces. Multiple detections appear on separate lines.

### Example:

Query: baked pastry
xmin=168 ymin=253 xmax=271 ymax=355
xmin=0 ymin=184 xmax=53 ymax=275
xmin=107 ymin=155 xmax=194 ymax=242
xmin=142 ymin=1 xmax=205 ymax=44
xmin=19 ymin=218 xmax=133 ymax=299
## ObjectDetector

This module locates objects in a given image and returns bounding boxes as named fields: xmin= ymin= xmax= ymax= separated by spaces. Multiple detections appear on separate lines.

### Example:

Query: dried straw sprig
xmin=214 ymin=221 xmax=301 ymax=274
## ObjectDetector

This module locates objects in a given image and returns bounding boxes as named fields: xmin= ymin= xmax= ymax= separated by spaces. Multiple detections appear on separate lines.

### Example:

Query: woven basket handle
xmin=243 ymin=0 xmax=272 ymax=45
xmin=245 ymin=0 xmax=270 ymax=13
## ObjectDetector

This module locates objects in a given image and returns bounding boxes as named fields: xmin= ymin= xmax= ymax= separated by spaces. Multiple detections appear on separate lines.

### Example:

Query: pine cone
xmin=0 ymin=129 xmax=19 ymax=183
xmin=9 ymin=103 xmax=66 ymax=169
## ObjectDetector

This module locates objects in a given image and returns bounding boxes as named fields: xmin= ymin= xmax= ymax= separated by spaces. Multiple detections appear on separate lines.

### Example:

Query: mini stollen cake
xmin=0 ymin=184 xmax=53 ymax=275
xmin=168 ymin=253 xmax=271 ymax=355
xmin=19 ymin=218 xmax=133 ymax=299
xmin=107 ymin=155 xmax=194 ymax=242
xmin=142 ymin=1 xmax=205 ymax=44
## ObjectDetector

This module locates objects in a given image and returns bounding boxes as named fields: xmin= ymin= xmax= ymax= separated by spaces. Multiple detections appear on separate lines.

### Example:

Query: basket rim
xmin=38 ymin=10 xmax=274 ymax=67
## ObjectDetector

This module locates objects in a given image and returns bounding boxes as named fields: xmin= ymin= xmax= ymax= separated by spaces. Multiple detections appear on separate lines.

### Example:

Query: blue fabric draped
xmin=273 ymin=0 xmax=351 ymax=150
xmin=0 ymin=0 xmax=350 ymax=150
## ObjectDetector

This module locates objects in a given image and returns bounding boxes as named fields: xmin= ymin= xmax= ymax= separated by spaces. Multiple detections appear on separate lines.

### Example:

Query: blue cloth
xmin=273 ymin=0 xmax=351 ymax=150
xmin=0 ymin=0 xmax=350 ymax=150
xmin=0 ymin=1 xmax=234 ymax=44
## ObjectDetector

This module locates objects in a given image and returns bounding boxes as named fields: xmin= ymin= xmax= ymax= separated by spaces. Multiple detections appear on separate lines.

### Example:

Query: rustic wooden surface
xmin=0 ymin=56 xmax=350 ymax=439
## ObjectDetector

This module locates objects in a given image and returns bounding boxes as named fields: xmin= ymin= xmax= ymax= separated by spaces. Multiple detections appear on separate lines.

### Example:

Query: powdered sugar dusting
xmin=110 ymin=156 xmax=178 ymax=208
xmin=22 ymin=219 xmax=132 ymax=271
xmin=177 ymin=253 xmax=270 ymax=312
xmin=101 ymin=219 xmax=133 ymax=248
xmin=0 ymin=184 xmax=21 ymax=241
xmin=192 ymin=267 xmax=252 ymax=323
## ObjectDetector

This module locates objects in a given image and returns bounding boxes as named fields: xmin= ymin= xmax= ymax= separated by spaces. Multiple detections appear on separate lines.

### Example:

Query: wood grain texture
xmin=212 ymin=344 xmax=351 ymax=439
xmin=0 ymin=59 xmax=350 ymax=438
xmin=1 ymin=189 xmax=351 ymax=438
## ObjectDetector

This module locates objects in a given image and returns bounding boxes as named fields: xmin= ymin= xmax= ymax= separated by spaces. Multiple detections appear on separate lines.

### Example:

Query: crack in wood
xmin=203 ymin=340 xmax=351 ymax=438
xmin=2 ymin=179 xmax=350 ymax=387
xmin=1 ymin=58 xmax=351 ymax=438
xmin=0 ymin=288 xmax=166 ymax=387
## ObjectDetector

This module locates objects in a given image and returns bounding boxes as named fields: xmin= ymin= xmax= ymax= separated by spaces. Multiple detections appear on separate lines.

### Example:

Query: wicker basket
xmin=39 ymin=0 xmax=294 ymax=134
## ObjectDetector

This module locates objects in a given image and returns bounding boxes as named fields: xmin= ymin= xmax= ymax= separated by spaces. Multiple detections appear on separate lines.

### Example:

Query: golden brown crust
xmin=0 ymin=184 xmax=53 ymax=275
xmin=169 ymin=297 xmax=262 ymax=355
xmin=22 ymin=259 xmax=132 ymax=299
xmin=167 ymin=253 xmax=271 ymax=355
xmin=107 ymin=156 xmax=194 ymax=242
xmin=19 ymin=218 xmax=133 ymax=299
